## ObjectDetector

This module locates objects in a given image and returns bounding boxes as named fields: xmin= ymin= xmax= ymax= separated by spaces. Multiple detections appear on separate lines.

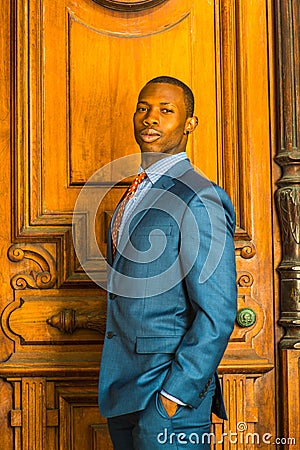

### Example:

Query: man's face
xmin=133 ymin=83 xmax=194 ymax=155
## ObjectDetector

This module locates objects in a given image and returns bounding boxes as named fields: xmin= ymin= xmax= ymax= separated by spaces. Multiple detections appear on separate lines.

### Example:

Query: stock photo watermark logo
xmin=156 ymin=422 xmax=297 ymax=446
xmin=72 ymin=153 xmax=227 ymax=297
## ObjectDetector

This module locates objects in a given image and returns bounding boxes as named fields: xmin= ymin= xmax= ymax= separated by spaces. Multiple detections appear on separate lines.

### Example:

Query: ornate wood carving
xmin=276 ymin=188 xmax=300 ymax=260
xmin=7 ymin=244 xmax=56 ymax=289
xmin=235 ymin=242 xmax=256 ymax=259
xmin=274 ymin=0 xmax=300 ymax=349
xmin=93 ymin=0 xmax=166 ymax=12
xmin=46 ymin=309 xmax=106 ymax=335
xmin=275 ymin=1 xmax=300 ymax=443
xmin=10 ymin=0 xmax=260 ymax=288
xmin=237 ymin=271 xmax=254 ymax=287
xmin=2 ymin=1 xmax=277 ymax=447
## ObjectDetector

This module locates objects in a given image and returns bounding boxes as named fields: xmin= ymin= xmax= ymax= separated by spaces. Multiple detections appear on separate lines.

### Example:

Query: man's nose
xmin=143 ymin=111 xmax=159 ymax=126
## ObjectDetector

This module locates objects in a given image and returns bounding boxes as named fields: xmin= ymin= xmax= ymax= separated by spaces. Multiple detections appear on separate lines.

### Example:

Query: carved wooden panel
xmin=22 ymin=378 xmax=47 ymax=450
xmin=0 ymin=0 xmax=279 ymax=448
xmin=12 ymin=0 xmax=267 ymax=287
xmin=4 ymin=293 xmax=106 ymax=346
xmin=10 ymin=378 xmax=48 ymax=450
xmin=274 ymin=0 xmax=300 ymax=442
xmin=212 ymin=375 xmax=260 ymax=449
xmin=281 ymin=351 xmax=300 ymax=446
xmin=91 ymin=424 xmax=114 ymax=449
xmin=58 ymin=386 xmax=111 ymax=450
xmin=8 ymin=378 xmax=111 ymax=450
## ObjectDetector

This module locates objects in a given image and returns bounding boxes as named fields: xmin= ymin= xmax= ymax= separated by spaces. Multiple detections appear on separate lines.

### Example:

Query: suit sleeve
xmin=161 ymin=185 xmax=237 ymax=408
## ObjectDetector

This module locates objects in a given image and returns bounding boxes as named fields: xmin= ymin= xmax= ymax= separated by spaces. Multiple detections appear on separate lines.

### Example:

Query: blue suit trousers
xmin=108 ymin=378 xmax=216 ymax=449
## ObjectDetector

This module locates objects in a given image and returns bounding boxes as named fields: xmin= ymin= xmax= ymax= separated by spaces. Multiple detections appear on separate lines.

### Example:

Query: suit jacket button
xmin=109 ymin=293 xmax=116 ymax=300
xmin=106 ymin=331 xmax=114 ymax=339
xmin=199 ymin=393 xmax=204 ymax=398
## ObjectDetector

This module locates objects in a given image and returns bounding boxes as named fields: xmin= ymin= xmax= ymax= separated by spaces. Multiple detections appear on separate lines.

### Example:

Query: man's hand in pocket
xmin=159 ymin=394 xmax=178 ymax=417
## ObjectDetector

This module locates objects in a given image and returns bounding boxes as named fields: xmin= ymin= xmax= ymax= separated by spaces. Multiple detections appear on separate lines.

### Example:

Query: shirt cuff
xmin=160 ymin=390 xmax=187 ymax=406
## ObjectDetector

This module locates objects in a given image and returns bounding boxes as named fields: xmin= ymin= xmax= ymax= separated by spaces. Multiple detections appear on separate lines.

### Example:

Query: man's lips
xmin=140 ymin=129 xmax=161 ymax=143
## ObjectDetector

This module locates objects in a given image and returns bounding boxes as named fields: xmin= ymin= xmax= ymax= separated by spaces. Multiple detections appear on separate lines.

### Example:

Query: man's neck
xmin=141 ymin=151 xmax=185 ymax=169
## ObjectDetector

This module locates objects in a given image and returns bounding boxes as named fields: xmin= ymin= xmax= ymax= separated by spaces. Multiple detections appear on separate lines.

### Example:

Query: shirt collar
xmin=138 ymin=152 xmax=188 ymax=185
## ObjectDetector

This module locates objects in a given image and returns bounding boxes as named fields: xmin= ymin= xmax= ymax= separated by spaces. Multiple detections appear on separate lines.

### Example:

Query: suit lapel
xmin=111 ymin=158 xmax=194 ymax=267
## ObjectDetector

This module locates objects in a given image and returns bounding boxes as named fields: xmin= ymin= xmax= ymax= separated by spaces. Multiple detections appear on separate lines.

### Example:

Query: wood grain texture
xmin=0 ymin=0 xmax=14 ymax=447
xmin=0 ymin=0 xmax=279 ymax=448
xmin=58 ymin=386 xmax=110 ymax=450
xmin=22 ymin=378 xmax=47 ymax=450
xmin=93 ymin=0 xmax=167 ymax=12
xmin=274 ymin=0 xmax=300 ymax=444
xmin=280 ymin=350 xmax=300 ymax=445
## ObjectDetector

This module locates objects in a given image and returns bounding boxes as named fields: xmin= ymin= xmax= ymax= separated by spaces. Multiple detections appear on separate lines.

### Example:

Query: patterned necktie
xmin=111 ymin=172 xmax=147 ymax=258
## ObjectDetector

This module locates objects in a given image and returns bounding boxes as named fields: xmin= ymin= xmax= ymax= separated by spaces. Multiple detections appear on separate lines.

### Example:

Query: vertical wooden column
xmin=274 ymin=0 xmax=300 ymax=444
xmin=22 ymin=378 xmax=47 ymax=450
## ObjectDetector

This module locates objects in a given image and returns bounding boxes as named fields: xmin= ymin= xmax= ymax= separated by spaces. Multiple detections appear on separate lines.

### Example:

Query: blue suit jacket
xmin=99 ymin=159 xmax=237 ymax=419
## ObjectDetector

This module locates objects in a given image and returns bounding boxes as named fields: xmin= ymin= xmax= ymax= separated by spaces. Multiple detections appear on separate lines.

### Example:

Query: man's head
xmin=133 ymin=76 xmax=198 ymax=156
xmin=146 ymin=76 xmax=195 ymax=118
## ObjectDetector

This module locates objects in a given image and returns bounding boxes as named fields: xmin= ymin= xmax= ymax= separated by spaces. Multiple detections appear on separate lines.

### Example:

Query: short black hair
xmin=146 ymin=76 xmax=194 ymax=118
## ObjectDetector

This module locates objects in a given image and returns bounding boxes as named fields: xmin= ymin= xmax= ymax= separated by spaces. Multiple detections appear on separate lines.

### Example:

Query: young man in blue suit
xmin=99 ymin=76 xmax=237 ymax=449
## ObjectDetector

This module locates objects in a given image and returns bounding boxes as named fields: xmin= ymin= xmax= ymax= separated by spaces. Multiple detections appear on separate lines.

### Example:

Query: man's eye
xmin=161 ymin=108 xmax=174 ymax=113
xmin=137 ymin=107 xmax=147 ymax=112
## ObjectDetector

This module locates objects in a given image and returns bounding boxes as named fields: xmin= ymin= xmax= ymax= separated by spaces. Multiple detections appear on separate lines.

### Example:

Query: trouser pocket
xmin=155 ymin=392 xmax=184 ymax=419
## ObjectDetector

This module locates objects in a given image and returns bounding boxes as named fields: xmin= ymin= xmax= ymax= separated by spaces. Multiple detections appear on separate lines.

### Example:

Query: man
xmin=99 ymin=76 xmax=237 ymax=449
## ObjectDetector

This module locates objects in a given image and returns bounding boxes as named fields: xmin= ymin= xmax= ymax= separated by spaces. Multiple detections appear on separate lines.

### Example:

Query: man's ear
xmin=185 ymin=116 xmax=198 ymax=134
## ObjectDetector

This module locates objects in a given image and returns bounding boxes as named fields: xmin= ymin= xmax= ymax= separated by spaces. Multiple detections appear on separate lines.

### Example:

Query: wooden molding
xmin=274 ymin=0 xmax=300 ymax=349
xmin=280 ymin=350 xmax=300 ymax=444
xmin=92 ymin=0 xmax=166 ymax=12
xmin=274 ymin=1 xmax=300 ymax=442
xmin=10 ymin=0 xmax=258 ymax=288
xmin=0 ymin=349 xmax=273 ymax=379
xmin=91 ymin=424 xmax=114 ymax=450
xmin=0 ymin=352 xmax=101 ymax=378
xmin=58 ymin=388 xmax=109 ymax=450
xmin=21 ymin=378 xmax=47 ymax=450
xmin=3 ymin=293 xmax=106 ymax=346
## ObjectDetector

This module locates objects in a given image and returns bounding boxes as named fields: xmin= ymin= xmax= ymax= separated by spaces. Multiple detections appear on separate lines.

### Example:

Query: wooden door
xmin=0 ymin=0 xmax=277 ymax=448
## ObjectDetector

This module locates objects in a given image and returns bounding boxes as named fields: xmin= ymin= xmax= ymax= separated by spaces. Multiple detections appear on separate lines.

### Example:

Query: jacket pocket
xmin=136 ymin=335 xmax=183 ymax=354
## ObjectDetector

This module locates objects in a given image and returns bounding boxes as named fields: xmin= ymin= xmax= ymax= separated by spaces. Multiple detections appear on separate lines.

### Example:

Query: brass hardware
xmin=236 ymin=308 xmax=256 ymax=328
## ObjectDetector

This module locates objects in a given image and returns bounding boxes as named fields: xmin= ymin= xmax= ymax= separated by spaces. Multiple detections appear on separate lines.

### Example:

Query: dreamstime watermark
xmin=156 ymin=422 xmax=297 ymax=446
xmin=72 ymin=153 xmax=228 ymax=297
